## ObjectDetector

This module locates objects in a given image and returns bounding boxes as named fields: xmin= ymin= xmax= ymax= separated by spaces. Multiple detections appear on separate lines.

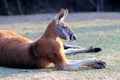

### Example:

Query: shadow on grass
xmin=0 ymin=65 xmax=104 ymax=78
xmin=0 ymin=66 xmax=54 ymax=77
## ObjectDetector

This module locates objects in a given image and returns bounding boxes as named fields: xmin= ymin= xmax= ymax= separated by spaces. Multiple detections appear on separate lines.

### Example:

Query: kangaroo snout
xmin=70 ymin=35 xmax=77 ymax=41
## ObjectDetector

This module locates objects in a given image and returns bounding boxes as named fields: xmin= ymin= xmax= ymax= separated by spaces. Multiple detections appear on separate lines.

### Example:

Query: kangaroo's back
xmin=0 ymin=30 xmax=32 ymax=42
xmin=0 ymin=30 xmax=33 ymax=68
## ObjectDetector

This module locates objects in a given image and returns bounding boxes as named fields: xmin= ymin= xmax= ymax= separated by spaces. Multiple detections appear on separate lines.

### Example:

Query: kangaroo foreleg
xmin=63 ymin=44 xmax=80 ymax=49
xmin=64 ymin=46 xmax=102 ymax=55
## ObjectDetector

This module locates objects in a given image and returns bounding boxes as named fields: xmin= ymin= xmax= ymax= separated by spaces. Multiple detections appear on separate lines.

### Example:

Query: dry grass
xmin=0 ymin=14 xmax=120 ymax=80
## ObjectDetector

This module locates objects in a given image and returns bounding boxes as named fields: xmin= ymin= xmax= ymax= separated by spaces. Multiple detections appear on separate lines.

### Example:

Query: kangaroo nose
xmin=70 ymin=35 xmax=77 ymax=41
xmin=72 ymin=35 xmax=76 ymax=40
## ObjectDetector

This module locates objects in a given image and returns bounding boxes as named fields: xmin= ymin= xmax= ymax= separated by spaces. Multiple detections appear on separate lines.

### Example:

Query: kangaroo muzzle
xmin=70 ymin=34 xmax=77 ymax=41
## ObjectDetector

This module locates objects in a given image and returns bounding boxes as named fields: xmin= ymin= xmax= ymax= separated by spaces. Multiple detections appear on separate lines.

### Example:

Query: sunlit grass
xmin=0 ymin=19 xmax=120 ymax=80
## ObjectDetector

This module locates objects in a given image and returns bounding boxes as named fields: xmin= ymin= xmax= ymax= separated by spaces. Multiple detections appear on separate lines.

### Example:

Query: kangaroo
xmin=0 ymin=9 xmax=106 ymax=70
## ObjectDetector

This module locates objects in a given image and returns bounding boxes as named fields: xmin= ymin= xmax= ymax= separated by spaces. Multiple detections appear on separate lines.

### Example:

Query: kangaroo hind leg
xmin=63 ymin=58 xmax=106 ymax=70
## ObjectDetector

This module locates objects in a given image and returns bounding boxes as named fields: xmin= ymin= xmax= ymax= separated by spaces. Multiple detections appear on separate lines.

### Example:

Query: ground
xmin=0 ymin=12 xmax=120 ymax=80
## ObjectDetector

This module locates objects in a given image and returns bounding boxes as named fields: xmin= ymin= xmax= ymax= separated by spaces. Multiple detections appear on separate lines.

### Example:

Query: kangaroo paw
xmin=88 ymin=46 xmax=102 ymax=52
xmin=92 ymin=60 xmax=106 ymax=69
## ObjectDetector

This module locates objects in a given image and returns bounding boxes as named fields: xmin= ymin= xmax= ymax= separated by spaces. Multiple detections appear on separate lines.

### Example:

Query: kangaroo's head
xmin=54 ymin=9 xmax=77 ymax=41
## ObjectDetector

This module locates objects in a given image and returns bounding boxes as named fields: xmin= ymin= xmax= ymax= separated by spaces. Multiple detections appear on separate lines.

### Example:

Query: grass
xmin=0 ymin=19 xmax=120 ymax=80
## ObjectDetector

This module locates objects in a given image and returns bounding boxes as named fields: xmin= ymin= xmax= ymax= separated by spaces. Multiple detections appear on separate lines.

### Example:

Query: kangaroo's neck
xmin=41 ymin=20 xmax=59 ymax=40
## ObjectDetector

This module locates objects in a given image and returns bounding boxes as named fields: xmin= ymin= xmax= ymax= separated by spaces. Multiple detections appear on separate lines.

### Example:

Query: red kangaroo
xmin=0 ymin=9 xmax=106 ymax=70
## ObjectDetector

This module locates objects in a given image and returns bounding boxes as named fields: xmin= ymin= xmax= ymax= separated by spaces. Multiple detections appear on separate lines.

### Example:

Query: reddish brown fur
xmin=0 ymin=20 xmax=67 ymax=69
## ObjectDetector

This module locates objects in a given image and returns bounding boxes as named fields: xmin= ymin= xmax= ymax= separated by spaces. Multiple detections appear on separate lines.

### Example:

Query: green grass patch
xmin=0 ymin=19 xmax=120 ymax=80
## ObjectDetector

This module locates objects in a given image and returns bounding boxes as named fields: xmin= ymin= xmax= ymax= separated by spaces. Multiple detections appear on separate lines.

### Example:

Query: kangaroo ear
xmin=55 ymin=9 xmax=68 ymax=23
